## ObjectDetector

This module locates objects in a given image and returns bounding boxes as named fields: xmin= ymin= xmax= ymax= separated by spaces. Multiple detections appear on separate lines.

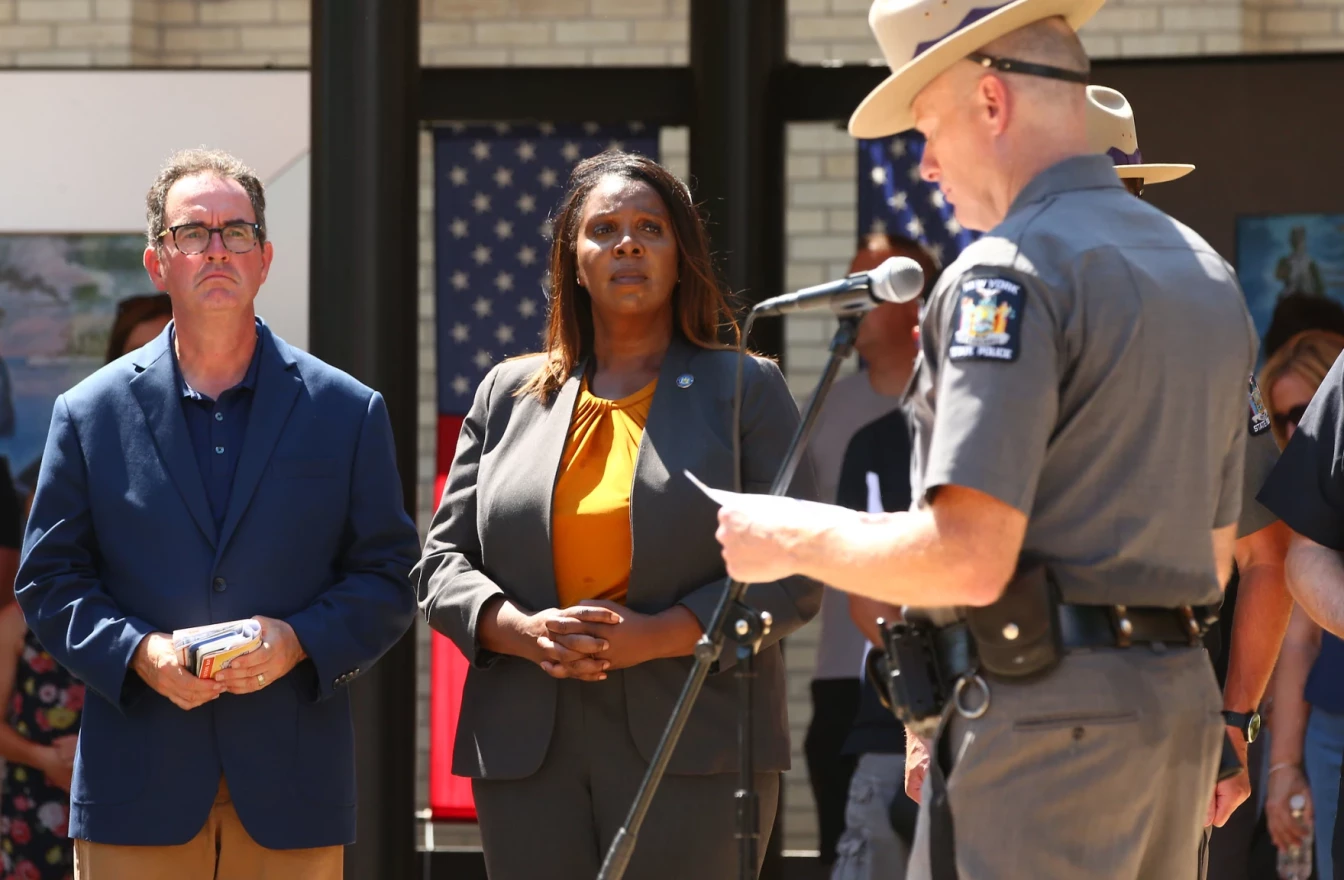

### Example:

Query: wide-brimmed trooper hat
xmin=849 ymin=0 xmax=1106 ymax=138
xmin=1086 ymin=85 xmax=1193 ymax=185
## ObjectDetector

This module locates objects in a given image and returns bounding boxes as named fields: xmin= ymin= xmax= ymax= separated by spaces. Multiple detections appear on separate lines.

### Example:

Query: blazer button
xmin=212 ymin=577 xmax=227 ymax=593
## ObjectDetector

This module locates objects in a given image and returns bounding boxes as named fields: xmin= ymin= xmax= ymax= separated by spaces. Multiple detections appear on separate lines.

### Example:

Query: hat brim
xmin=849 ymin=0 xmax=1109 ymax=139
xmin=1114 ymin=164 xmax=1195 ymax=185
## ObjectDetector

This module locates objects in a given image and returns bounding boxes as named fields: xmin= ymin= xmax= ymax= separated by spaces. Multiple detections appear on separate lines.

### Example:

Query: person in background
xmin=828 ymin=237 xmax=936 ymax=880
xmin=802 ymin=232 xmax=938 ymax=869
xmin=1261 ymin=330 xmax=1344 ymax=878
xmin=0 ymin=600 xmax=81 ymax=880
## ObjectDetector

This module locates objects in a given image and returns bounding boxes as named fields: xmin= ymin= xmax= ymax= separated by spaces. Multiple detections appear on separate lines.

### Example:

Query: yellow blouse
xmin=551 ymin=376 xmax=657 ymax=609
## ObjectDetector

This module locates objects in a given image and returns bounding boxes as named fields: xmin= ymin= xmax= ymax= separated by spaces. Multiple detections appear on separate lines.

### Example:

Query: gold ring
xmin=257 ymin=673 xmax=266 ymax=687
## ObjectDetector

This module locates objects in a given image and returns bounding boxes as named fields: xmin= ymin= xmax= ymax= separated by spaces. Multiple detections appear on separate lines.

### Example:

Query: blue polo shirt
xmin=172 ymin=327 xmax=262 ymax=530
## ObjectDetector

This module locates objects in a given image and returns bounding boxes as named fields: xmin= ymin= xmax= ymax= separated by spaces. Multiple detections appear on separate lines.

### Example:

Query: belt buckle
xmin=1178 ymin=606 xmax=1202 ymax=647
xmin=1108 ymin=605 xmax=1133 ymax=648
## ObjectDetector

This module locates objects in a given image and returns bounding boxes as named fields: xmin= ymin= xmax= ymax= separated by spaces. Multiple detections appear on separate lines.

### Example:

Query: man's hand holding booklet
xmin=172 ymin=619 xmax=263 ymax=678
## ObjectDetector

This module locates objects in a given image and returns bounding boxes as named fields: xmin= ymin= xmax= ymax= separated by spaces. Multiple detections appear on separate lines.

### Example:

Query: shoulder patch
xmin=1248 ymin=375 xmax=1272 ymax=436
xmin=947 ymin=274 xmax=1025 ymax=363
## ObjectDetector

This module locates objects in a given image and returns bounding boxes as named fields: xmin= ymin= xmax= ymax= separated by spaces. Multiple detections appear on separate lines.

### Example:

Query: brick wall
xmin=5 ymin=0 xmax=1344 ymax=855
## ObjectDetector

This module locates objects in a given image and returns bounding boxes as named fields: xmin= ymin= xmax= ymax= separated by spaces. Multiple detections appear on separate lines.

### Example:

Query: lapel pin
xmin=676 ymin=373 xmax=694 ymax=389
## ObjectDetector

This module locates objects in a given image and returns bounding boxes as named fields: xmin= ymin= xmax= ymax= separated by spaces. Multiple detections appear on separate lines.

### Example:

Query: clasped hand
xmin=527 ymin=600 xmax=662 ymax=681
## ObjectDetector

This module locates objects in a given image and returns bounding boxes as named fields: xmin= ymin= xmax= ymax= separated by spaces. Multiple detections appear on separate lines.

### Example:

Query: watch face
xmin=1247 ymin=712 xmax=1261 ymax=744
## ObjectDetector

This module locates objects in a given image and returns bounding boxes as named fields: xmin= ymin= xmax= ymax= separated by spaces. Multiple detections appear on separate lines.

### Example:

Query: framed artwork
xmin=0 ymin=233 xmax=151 ymax=497
xmin=1236 ymin=213 xmax=1344 ymax=347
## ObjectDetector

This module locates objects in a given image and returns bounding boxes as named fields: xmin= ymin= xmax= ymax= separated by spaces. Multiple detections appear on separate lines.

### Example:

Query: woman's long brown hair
xmin=518 ymin=150 xmax=740 ymax=400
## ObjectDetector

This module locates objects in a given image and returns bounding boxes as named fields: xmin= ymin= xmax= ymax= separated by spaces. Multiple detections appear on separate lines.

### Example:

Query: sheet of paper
xmin=684 ymin=470 xmax=791 ymax=515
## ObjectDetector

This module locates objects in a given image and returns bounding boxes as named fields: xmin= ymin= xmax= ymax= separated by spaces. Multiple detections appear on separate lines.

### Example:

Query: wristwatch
xmin=1223 ymin=710 xmax=1261 ymax=744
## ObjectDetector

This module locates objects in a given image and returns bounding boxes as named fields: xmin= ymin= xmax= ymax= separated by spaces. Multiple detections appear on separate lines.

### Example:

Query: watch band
xmin=1222 ymin=710 xmax=1260 ymax=743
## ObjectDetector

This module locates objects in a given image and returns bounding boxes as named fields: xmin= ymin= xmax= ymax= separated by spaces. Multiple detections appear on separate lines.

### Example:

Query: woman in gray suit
xmin=414 ymin=150 xmax=822 ymax=879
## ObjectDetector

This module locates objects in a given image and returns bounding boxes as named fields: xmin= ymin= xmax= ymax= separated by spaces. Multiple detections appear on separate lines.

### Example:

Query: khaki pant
xmin=73 ymin=778 xmax=343 ymax=880
xmin=906 ymin=645 xmax=1223 ymax=880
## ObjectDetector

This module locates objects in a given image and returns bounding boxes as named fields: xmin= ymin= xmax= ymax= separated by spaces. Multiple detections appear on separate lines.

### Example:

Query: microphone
xmin=750 ymin=257 xmax=925 ymax=317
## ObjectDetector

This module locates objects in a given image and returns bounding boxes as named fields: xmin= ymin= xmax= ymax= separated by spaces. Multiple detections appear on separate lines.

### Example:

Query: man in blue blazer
xmin=15 ymin=148 xmax=419 ymax=879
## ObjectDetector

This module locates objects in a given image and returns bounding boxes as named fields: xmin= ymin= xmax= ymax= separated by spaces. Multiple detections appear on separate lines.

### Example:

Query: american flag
xmin=429 ymin=122 xmax=659 ymax=822
xmin=857 ymin=133 xmax=979 ymax=268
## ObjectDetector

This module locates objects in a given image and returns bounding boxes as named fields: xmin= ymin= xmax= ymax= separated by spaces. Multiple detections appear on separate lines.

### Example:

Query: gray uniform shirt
xmin=1240 ymin=379 xmax=1279 ymax=538
xmin=905 ymin=155 xmax=1257 ymax=610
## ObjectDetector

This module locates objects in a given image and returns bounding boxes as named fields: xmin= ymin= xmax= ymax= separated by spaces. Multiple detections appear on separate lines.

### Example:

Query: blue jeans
xmin=1304 ymin=706 xmax=1344 ymax=879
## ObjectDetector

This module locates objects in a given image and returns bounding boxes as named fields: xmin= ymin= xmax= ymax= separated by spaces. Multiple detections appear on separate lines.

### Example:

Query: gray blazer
xmin=414 ymin=336 xmax=823 ymax=779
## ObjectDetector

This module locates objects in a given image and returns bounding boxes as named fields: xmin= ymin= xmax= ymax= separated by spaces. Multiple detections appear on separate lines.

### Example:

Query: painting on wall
xmin=0 ymin=233 xmax=152 ymax=498
xmin=1236 ymin=213 xmax=1344 ymax=353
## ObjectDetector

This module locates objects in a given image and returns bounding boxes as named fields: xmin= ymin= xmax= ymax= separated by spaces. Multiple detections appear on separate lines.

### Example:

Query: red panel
xmin=428 ymin=414 xmax=476 ymax=822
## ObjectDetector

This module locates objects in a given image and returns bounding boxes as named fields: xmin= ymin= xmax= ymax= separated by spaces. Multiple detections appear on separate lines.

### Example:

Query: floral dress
xmin=0 ymin=629 xmax=83 ymax=880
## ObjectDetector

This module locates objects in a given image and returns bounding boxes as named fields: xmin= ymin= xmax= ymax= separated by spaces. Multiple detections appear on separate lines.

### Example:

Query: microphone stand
xmin=598 ymin=314 xmax=863 ymax=880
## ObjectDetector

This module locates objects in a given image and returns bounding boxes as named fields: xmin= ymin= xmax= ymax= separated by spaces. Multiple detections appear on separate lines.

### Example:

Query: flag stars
xmin=495 ymin=272 xmax=514 ymax=292
xmin=907 ymin=164 xmax=923 ymax=183
xmin=449 ymin=166 xmax=468 ymax=186
xmin=471 ymin=141 xmax=491 ymax=162
xmin=472 ymin=244 xmax=492 ymax=265
xmin=516 ymin=141 xmax=537 ymax=162
xmin=451 ymin=271 xmax=469 ymax=290
xmin=473 ymin=297 xmax=493 ymax=318
xmin=518 ymin=298 xmax=538 ymax=318
xmin=890 ymin=139 xmax=908 ymax=159
xmin=539 ymin=219 xmax=554 ymax=241
xmin=493 ymin=167 xmax=513 ymax=188
xmin=517 ymin=193 xmax=537 ymax=214
xmin=583 ymin=122 xmax=600 ymax=136
xmin=906 ymin=217 xmax=924 ymax=238
xmin=888 ymin=192 xmax=908 ymax=211
xmin=495 ymin=219 xmax=514 ymax=240
xmin=451 ymin=323 xmax=470 ymax=343
xmin=946 ymin=217 xmax=963 ymax=235
xmin=493 ymin=122 xmax=511 ymax=135
xmin=472 ymin=192 xmax=491 ymax=214
xmin=474 ymin=350 xmax=493 ymax=370
xmin=538 ymin=168 xmax=559 ymax=189
xmin=538 ymin=122 xmax=556 ymax=136
xmin=517 ymin=245 xmax=538 ymax=267
xmin=561 ymin=142 xmax=581 ymax=162
xmin=452 ymin=375 xmax=471 ymax=397
xmin=450 ymin=218 xmax=468 ymax=239
xmin=870 ymin=167 xmax=887 ymax=186
xmin=495 ymin=324 xmax=515 ymax=345
xmin=869 ymin=218 xmax=888 ymax=234
xmin=930 ymin=190 xmax=946 ymax=209
xmin=607 ymin=139 xmax=624 ymax=153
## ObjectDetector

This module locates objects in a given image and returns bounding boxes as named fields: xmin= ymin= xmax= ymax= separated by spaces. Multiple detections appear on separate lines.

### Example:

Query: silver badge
xmin=676 ymin=374 xmax=694 ymax=389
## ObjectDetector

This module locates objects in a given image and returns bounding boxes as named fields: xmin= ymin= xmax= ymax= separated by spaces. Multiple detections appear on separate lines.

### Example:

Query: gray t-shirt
xmin=905 ymin=155 xmax=1257 ymax=609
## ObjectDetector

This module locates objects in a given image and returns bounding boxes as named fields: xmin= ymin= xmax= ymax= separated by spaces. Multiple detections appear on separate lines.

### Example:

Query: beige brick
xmin=95 ymin=0 xmax=132 ymax=19
xmin=789 ymin=44 xmax=829 ymax=63
xmin=1161 ymin=6 xmax=1240 ymax=32
xmin=1118 ymin=33 xmax=1202 ymax=56
xmin=200 ymin=0 xmax=275 ymax=24
xmin=428 ymin=0 xmax=510 ymax=19
xmin=422 ymin=22 xmax=472 ymax=47
xmin=18 ymin=0 xmax=90 ymax=21
xmin=1079 ymin=33 xmax=1118 ymax=58
xmin=239 ymin=24 xmax=306 ymax=50
xmin=1265 ymin=10 xmax=1334 ymax=34
xmin=154 ymin=51 xmax=198 ymax=64
xmin=668 ymin=44 xmax=686 ymax=64
xmin=275 ymin=0 xmax=308 ymax=23
xmin=668 ymin=0 xmax=686 ymax=15
xmin=0 ymin=0 xmax=14 ymax=21
xmin=94 ymin=47 xmax=133 ymax=63
xmin=0 ymin=24 xmax=52 ymax=49
xmin=205 ymin=51 xmax=283 ymax=64
xmin=591 ymin=46 xmax=668 ymax=63
xmin=554 ymin=21 xmax=630 ymax=44
xmin=1084 ymin=7 xmax=1159 ymax=32
xmin=787 ymin=209 xmax=827 ymax=235
xmin=787 ymin=155 xmax=822 ymax=180
xmin=785 ymin=262 xmax=825 ymax=289
xmin=430 ymin=47 xmax=509 ymax=65
xmin=660 ymin=126 xmax=688 ymax=153
xmin=827 ymin=208 xmax=857 ymax=235
xmin=824 ymin=153 xmax=856 ymax=179
xmin=158 ymin=0 xmax=197 ymax=23
xmin=591 ymin=0 xmax=666 ymax=16
xmin=1300 ymin=35 xmax=1344 ymax=49
xmin=829 ymin=0 xmax=875 ymax=11
xmin=57 ymin=23 xmax=130 ymax=48
xmin=516 ymin=0 xmax=587 ymax=14
xmin=473 ymin=21 xmax=551 ymax=46
xmin=790 ymin=181 xmax=852 ymax=207
xmin=789 ymin=124 xmax=851 ymax=152
xmin=273 ymin=50 xmax=307 ymax=66
xmin=1201 ymin=33 xmax=1244 ymax=53
xmin=790 ymin=15 xmax=875 ymax=40
xmin=634 ymin=18 xmax=683 ymax=44
xmin=131 ymin=23 xmax=157 ymax=51
xmin=508 ymin=47 xmax=588 ymax=64
xmin=1339 ymin=9 xmax=1344 ymax=32
xmin=17 ymin=48 xmax=92 ymax=63
xmin=824 ymin=41 xmax=884 ymax=63
xmin=787 ymin=0 xmax=827 ymax=13
xmin=163 ymin=27 xmax=241 ymax=51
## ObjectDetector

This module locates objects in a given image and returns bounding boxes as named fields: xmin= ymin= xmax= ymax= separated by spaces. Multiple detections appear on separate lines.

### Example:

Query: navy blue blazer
xmin=15 ymin=321 xmax=419 ymax=849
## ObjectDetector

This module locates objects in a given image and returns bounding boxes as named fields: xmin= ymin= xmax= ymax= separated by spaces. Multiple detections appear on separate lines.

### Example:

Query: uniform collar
xmin=1006 ymin=154 xmax=1124 ymax=218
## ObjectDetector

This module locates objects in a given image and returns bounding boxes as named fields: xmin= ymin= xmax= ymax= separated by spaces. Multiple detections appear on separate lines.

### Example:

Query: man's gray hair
xmin=145 ymin=148 xmax=267 ymax=247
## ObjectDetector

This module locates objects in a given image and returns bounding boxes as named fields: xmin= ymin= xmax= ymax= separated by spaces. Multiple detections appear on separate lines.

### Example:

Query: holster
xmin=871 ymin=618 xmax=973 ymax=737
xmin=964 ymin=562 xmax=1063 ymax=679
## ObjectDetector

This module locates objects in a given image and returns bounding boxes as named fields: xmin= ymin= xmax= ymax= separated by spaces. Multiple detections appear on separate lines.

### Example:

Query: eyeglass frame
xmin=158 ymin=221 xmax=264 ymax=255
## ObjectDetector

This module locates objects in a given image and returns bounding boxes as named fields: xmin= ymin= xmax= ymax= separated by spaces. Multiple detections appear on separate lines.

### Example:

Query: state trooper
xmin=1088 ymin=85 xmax=1294 ymax=880
xmin=710 ymin=0 xmax=1259 ymax=877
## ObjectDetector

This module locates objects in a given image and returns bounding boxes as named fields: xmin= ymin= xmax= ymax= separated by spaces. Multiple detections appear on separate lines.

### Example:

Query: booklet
xmin=172 ymin=619 xmax=263 ymax=679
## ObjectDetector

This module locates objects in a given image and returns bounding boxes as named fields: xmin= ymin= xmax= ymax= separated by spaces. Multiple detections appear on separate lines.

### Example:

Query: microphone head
xmin=869 ymin=256 xmax=926 ymax=304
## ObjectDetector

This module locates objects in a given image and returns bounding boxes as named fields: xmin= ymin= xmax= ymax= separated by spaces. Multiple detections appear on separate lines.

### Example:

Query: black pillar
xmin=690 ymin=0 xmax=788 ymax=363
xmin=310 ymin=3 xmax=420 ymax=878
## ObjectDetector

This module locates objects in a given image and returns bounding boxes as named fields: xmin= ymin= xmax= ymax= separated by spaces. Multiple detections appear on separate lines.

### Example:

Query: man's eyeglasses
xmin=1272 ymin=404 xmax=1308 ymax=435
xmin=160 ymin=222 xmax=262 ymax=255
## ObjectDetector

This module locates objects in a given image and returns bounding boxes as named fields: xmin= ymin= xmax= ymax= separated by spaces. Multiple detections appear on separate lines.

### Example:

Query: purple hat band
xmin=913 ymin=3 xmax=1013 ymax=58
xmin=1107 ymin=146 xmax=1145 ymax=167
